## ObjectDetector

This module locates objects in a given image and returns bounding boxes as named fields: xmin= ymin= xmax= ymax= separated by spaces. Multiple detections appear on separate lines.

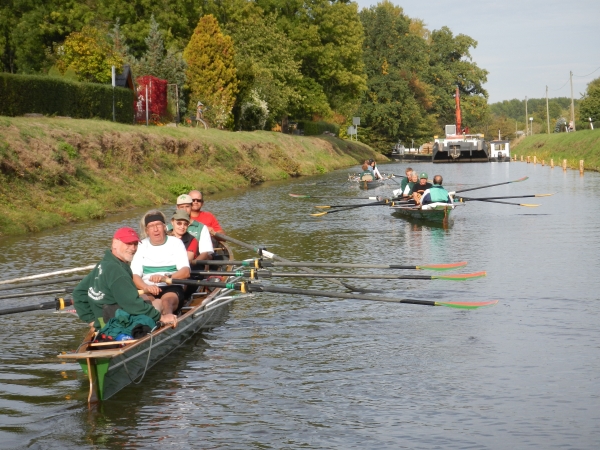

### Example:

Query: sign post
xmin=352 ymin=117 xmax=360 ymax=141
xmin=111 ymin=66 xmax=116 ymax=122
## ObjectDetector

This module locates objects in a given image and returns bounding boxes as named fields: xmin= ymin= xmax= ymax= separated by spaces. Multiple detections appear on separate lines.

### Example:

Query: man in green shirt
xmin=73 ymin=227 xmax=177 ymax=329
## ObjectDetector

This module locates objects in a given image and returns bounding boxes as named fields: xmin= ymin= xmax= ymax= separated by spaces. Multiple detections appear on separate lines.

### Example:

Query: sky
xmin=354 ymin=0 xmax=600 ymax=104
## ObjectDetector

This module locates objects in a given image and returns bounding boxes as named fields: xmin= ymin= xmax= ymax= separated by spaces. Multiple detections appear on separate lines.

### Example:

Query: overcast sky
xmin=354 ymin=0 xmax=600 ymax=104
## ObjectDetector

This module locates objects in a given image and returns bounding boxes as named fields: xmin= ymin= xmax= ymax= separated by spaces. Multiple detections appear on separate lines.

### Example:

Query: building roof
xmin=115 ymin=65 xmax=135 ymax=90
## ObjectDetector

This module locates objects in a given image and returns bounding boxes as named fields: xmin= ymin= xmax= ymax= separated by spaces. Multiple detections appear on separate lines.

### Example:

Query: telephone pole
xmin=546 ymin=86 xmax=550 ymax=134
xmin=570 ymin=71 xmax=576 ymax=131
xmin=525 ymin=96 xmax=528 ymax=135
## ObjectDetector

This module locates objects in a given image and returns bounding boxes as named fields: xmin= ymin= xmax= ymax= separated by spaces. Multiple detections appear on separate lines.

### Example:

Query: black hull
xmin=432 ymin=140 xmax=489 ymax=163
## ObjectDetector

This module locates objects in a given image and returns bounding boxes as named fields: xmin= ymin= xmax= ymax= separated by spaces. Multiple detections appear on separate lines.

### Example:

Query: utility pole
xmin=525 ymin=96 xmax=528 ymax=136
xmin=546 ymin=85 xmax=550 ymax=134
xmin=570 ymin=71 xmax=576 ymax=131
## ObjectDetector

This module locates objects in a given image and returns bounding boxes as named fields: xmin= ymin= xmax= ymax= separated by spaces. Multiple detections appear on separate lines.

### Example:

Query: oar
xmin=458 ymin=198 xmax=539 ymax=207
xmin=311 ymin=200 xmax=390 ymax=217
xmin=0 ymin=276 xmax=84 ymax=292
xmin=0 ymin=298 xmax=74 ymax=316
xmin=172 ymin=279 xmax=498 ymax=310
xmin=0 ymin=265 xmax=95 ymax=286
xmin=457 ymin=193 xmax=554 ymax=201
xmin=454 ymin=176 xmax=528 ymax=194
xmin=191 ymin=269 xmax=487 ymax=281
xmin=190 ymin=259 xmax=468 ymax=271
xmin=0 ymin=287 xmax=75 ymax=300
xmin=315 ymin=200 xmax=391 ymax=209
xmin=213 ymin=233 xmax=380 ymax=293
xmin=289 ymin=194 xmax=383 ymax=200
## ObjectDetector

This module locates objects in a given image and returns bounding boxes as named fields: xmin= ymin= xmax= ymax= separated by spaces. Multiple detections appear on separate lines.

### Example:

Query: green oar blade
xmin=416 ymin=262 xmax=468 ymax=271
xmin=434 ymin=271 xmax=487 ymax=281
xmin=435 ymin=300 xmax=498 ymax=309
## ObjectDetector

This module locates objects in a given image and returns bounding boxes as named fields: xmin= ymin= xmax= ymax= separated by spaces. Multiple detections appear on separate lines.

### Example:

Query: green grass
xmin=512 ymin=130 xmax=600 ymax=171
xmin=0 ymin=116 xmax=384 ymax=236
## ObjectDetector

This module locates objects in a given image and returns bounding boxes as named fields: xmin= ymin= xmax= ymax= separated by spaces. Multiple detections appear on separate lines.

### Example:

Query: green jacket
xmin=73 ymin=250 xmax=161 ymax=328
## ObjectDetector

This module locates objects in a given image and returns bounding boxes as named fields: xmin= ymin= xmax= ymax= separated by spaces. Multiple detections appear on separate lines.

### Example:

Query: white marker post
xmin=111 ymin=66 xmax=116 ymax=122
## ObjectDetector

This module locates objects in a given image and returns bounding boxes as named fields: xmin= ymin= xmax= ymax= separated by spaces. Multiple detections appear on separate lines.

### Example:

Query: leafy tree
xmin=427 ymin=26 xmax=488 ymax=131
xmin=183 ymin=14 xmax=238 ymax=128
xmin=358 ymin=1 xmax=436 ymax=151
xmin=56 ymin=26 xmax=123 ymax=83
xmin=130 ymin=15 xmax=186 ymax=86
xmin=579 ymin=77 xmax=600 ymax=124
xmin=227 ymin=12 xmax=302 ymax=129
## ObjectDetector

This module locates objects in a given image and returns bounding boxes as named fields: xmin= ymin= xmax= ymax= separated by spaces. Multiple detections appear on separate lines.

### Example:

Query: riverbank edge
xmin=512 ymin=130 xmax=600 ymax=171
xmin=0 ymin=116 xmax=385 ymax=236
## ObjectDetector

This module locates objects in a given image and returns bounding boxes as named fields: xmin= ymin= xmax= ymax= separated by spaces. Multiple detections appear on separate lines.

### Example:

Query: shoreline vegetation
xmin=0 ymin=116 xmax=384 ymax=236
xmin=512 ymin=130 xmax=600 ymax=171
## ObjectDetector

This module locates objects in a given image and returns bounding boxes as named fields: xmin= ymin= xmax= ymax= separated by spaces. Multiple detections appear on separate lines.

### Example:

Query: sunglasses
xmin=191 ymin=199 xmax=204 ymax=203
xmin=174 ymin=220 xmax=189 ymax=226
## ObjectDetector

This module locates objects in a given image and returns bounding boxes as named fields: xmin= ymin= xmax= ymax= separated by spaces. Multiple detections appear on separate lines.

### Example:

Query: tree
xmin=358 ymin=1 xmax=436 ymax=151
xmin=183 ymin=15 xmax=238 ymax=128
xmin=56 ymin=26 xmax=123 ymax=83
xmin=427 ymin=26 xmax=488 ymax=131
xmin=579 ymin=77 xmax=600 ymax=124
xmin=227 ymin=12 xmax=302 ymax=129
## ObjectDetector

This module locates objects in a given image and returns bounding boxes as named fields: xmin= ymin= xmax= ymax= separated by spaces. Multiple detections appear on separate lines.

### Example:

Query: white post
xmin=111 ymin=66 xmax=116 ymax=122
xmin=145 ymin=84 xmax=149 ymax=127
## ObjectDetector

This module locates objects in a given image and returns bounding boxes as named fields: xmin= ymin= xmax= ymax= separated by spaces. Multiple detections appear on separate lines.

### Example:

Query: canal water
xmin=0 ymin=160 xmax=598 ymax=449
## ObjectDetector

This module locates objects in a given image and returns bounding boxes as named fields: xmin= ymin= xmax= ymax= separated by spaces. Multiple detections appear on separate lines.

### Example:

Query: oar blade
xmin=289 ymin=193 xmax=310 ymax=198
xmin=514 ymin=176 xmax=529 ymax=183
xmin=310 ymin=211 xmax=329 ymax=217
xmin=520 ymin=203 xmax=539 ymax=207
xmin=435 ymin=271 xmax=487 ymax=281
xmin=416 ymin=262 xmax=468 ymax=271
xmin=535 ymin=193 xmax=555 ymax=197
xmin=435 ymin=300 xmax=498 ymax=309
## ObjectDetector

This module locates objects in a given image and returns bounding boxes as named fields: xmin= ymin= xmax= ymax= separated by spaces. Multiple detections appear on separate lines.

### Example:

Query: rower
xmin=400 ymin=167 xmax=413 ymax=193
xmin=168 ymin=210 xmax=199 ymax=263
xmin=189 ymin=190 xmax=224 ymax=235
xmin=369 ymin=159 xmax=383 ymax=180
xmin=72 ymin=227 xmax=176 ymax=330
xmin=403 ymin=171 xmax=418 ymax=198
xmin=359 ymin=163 xmax=373 ymax=181
xmin=168 ymin=194 xmax=214 ymax=259
xmin=410 ymin=172 xmax=433 ymax=205
xmin=131 ymin=210 xmax=191 ymax=316
xmin=421 ymin=175 xmax=452 ymax=206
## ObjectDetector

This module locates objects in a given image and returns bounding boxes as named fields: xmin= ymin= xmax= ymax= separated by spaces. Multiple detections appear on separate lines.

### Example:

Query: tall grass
xmin=0 ymin=116 xmax=383 ymax=235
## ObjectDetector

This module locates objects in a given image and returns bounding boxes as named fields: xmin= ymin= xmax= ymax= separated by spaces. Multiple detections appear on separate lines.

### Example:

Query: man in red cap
xmin=73 ymin=227 xmax=177 ymax=330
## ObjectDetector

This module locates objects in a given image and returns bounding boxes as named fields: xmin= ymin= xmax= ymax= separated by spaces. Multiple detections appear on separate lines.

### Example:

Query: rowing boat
xmin=390 ymin=202 xmax=455 ymax=224
xmin=58 ymin=243 xmax=238 ymax=403
xmin=348 ymin=173 xmax=393 ymax=190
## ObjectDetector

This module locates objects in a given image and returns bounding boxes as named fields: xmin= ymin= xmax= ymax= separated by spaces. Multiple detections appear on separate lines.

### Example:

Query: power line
xmin=548 ymin=78 xmax=570 ymax=92
xmin=573 ymin=66 xmax=600 ymax=78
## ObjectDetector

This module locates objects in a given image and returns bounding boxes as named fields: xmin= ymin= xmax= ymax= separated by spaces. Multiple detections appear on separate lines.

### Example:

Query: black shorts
xmin=159 ymin=284 xmax=186 ymax=312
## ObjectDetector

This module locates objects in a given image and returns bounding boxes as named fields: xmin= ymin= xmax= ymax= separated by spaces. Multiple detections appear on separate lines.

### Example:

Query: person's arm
xmin=72 ymin=271 xmax=96 ymax=325
xmin=133 ymin=274 xmax=162 ymax=296
xmin=171 ymin=238 xmax=191 ymax=279
xmin=110 ymin=275 xmax=161 ymax=321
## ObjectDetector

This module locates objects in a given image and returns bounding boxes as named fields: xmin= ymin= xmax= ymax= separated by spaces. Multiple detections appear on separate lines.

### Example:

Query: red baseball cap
xmin=113 ymin=227 xmax=141 ymax=244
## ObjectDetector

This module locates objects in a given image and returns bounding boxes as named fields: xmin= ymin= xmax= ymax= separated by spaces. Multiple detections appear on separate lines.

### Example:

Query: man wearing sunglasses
xmin=188 ymin=190 xmax=223 ymax=235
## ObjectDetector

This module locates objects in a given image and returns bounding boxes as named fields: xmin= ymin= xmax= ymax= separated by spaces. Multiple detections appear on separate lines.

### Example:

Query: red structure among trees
xmin=135 ymin=75 xmax=167 ymax=123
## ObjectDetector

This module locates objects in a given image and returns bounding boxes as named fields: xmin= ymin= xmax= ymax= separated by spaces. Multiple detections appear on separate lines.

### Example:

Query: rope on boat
xmin=122 ymin=326 xmax=157 ymax=385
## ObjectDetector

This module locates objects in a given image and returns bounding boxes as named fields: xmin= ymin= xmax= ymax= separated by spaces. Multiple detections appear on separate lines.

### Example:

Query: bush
xmin=296 ymin=120 xmax=339 ymax=136
xmin=0 ymin=73 xmax=134 ymax=123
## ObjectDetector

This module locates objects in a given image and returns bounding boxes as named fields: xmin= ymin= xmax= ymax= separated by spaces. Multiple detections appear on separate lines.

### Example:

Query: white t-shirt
xmin=130 ymin=236 xmax=190 ymax=285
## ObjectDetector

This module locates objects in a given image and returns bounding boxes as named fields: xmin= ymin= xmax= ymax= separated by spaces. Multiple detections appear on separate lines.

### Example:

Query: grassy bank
xmin=0 ymin=116 xmax=384 ymax=236
xmin=512 ymin=129 xmax=600 ymax=171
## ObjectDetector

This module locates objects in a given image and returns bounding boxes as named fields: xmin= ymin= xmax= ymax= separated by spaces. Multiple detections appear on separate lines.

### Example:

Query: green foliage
xmin=227 ymin=12 xmax=302 ymax=127
xmin=183 ymin=15 xmax=238 ymax=129
xmin=297 ymin=120 xmax=339 ymax=136
xmin=0 ymin=73 xmax=134 ymax=123
xmin=56 ymin=26 xmax=123 ymax=83
xmin=168 ymin=183 xmax=194 ymax=196
xmin=579 ymin=77 xmax=600 ymax=124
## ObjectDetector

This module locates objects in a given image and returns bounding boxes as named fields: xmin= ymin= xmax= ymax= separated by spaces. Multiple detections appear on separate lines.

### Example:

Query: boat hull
xmin=60 ymin=244 xmax=237 ymax=402
xmin=390 ymin=203 xmax=454 ymax=223
xmin=432 ymin=139 xmax=489 ymax=163
xmin=358 ymin=180 xmax=386 ymax=190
